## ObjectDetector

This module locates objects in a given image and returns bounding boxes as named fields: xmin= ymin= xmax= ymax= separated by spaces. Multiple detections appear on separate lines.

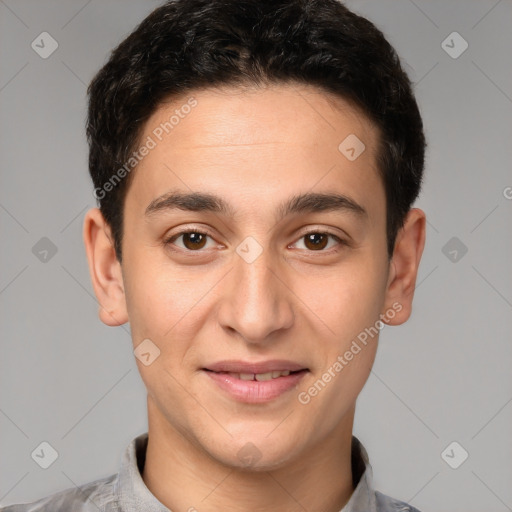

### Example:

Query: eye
xmin=164 ymin=230 xmax=218 ymax=251
xmin=291 ymin=231 xmax=345 ymax=252
xmin=164 ymin=228 xmax=346 ymax=254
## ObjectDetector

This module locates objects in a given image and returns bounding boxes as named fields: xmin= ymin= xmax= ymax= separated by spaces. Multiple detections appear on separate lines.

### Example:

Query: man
xmin=2 ymin=0 xmax=426 ymax=510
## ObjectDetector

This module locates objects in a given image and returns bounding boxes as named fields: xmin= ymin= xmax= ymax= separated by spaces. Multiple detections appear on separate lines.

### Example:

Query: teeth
xmin=227 ymin=370 xmax=292 ymax=381
xmin=255 ymin=372 xmax=273 ymax=381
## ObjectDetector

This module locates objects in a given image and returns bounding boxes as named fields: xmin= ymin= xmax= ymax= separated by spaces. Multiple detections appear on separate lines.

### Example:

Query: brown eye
xmin=182 ymin=232 xmax=207 ymax=250
xmin=291 ymin=231 xmax=345 ymax=252
xmin=303 ymin=233 xmax=329 ymax=250
xmin=165 ymin=230 xmax=215 ymax=251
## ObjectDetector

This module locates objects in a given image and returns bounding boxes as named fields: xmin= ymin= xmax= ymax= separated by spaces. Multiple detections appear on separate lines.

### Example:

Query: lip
xmin=204 ymin=359 xmax=307 ymax=374
xmin=202 ymin=360 xmax=309 ymax=403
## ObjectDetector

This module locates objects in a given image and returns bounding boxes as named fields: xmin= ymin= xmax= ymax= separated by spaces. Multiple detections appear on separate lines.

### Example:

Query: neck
xmin=142 ymin=397 xmax=356 ymax=512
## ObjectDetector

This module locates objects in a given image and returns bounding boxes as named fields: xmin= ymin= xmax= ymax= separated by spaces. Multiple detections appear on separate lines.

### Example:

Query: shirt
xmin=1 ymin=432 xmax=421 ymax=512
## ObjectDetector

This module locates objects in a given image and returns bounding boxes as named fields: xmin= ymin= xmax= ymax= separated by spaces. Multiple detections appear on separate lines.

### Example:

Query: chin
xmin=204 ymin=434 xmax=300 ymax=472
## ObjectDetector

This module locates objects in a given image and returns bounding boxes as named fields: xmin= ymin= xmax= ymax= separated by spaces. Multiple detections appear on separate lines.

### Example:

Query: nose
xmin=216 ymin=245 xmax=295 ymax=344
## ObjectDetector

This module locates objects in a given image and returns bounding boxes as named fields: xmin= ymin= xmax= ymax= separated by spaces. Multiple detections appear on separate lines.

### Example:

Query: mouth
xmin=201 ymin=360 xmax=309 ymax=403
xmin=203 ymin=369 xmax=302 ymax=381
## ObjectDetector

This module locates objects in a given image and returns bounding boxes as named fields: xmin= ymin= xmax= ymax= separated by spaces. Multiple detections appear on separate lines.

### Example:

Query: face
xmin=85 ymin=83 xmax=421 ymax=470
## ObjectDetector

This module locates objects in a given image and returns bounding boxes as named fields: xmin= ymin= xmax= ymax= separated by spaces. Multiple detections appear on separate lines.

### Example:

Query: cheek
xmin=295 ymin=264 xmax=385 ymax=427
xmin=122 ymin=258 xmax=221 ymax=392
xmin=123 ymin=253 xmax=203 ymax=339
xmin=123 ymin=266 xmax=202 ymax=396
xmin=297 ymin=257 xmax=387 ymax=342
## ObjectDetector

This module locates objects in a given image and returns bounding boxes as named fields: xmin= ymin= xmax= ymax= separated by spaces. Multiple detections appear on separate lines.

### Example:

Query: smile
xmin=202 ymin=363 xmax=309 ymax=403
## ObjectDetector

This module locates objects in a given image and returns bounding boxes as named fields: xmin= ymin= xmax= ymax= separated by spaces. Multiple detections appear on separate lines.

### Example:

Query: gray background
xmin=1 ymin=1 xmax=511 ymax=510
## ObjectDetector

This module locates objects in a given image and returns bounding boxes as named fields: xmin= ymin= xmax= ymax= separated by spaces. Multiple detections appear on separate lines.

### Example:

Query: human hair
xmin=86 ymin=0 xmax=425 ymax=262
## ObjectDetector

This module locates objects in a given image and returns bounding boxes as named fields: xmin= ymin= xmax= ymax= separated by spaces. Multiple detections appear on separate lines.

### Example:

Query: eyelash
xmin=163 ymin=228 xmax=346 ymax=254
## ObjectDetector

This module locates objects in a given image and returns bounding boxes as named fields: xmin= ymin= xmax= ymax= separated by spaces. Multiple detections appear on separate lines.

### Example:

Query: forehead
xmin=125 ymin=83 xmax=383 ymax=219
xmin=151 ymin=83 xmax=377 ymax=149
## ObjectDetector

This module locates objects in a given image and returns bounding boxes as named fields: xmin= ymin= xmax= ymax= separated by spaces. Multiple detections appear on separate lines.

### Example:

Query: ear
xmin=382 ymin=208 xmax=426 ymax=325
xmin=83 ymin=208 xmax=129 ymax=326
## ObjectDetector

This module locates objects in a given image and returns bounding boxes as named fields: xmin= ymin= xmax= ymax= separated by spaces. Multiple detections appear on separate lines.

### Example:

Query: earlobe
xmin=382 ymin=208 xmax=426 ymax=326
xmin=83 ymin=208 xmax=129 ymax=326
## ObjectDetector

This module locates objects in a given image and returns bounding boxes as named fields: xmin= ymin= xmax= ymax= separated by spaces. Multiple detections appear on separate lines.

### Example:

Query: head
xmin=84 ymin=0 xmax=426 ymax=470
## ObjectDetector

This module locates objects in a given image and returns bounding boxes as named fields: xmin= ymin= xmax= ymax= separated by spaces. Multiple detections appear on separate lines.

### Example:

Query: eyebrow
xmin=145 ymin=190 xmax=367 ymax=221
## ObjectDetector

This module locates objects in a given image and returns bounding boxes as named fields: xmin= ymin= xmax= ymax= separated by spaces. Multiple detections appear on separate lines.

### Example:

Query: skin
xmin=83 ymin=83 xmax=426 ymax=512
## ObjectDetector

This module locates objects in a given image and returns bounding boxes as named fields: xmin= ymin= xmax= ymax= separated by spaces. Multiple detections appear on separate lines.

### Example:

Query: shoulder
xmin=0 ymin=473 xmax=118 ymax=512
xmin=375 ymin=490 xmax=422 ymax=512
